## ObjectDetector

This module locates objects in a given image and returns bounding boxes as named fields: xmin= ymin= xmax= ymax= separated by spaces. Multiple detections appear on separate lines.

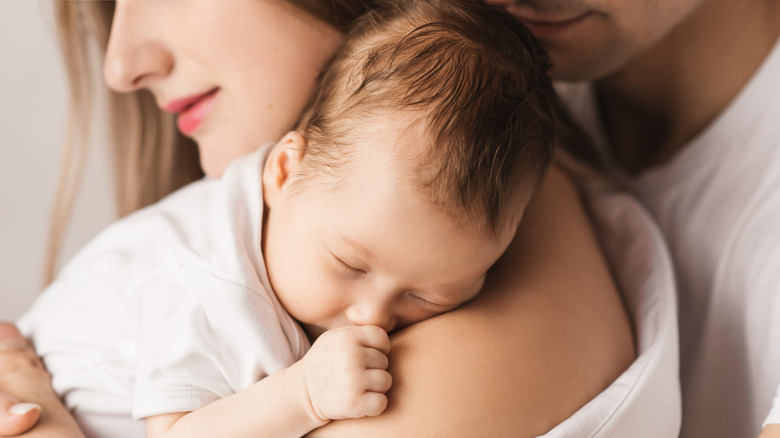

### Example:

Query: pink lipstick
xmin=163 ymin=88 xmax=219 ymax=136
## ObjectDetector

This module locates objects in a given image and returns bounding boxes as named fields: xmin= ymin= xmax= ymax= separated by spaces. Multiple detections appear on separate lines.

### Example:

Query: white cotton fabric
xmin=18 ymin=144 xmax=309 ymax=438
xmin=556 ymin=36 xmax=780 ymax=438
xmin=541 ymin=183 xmax=681 ymax=438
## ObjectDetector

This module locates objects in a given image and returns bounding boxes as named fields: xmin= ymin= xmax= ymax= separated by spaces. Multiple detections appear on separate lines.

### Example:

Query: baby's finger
xmin=359 ymin=391 xmax=388 ymax=418
xmin=364 ymin=369 xmax=392 ymax=393
xmin=363 ymin=346 xmax=389 ymax=370
xmin=356 ymin=325 xmax=391 ymax=354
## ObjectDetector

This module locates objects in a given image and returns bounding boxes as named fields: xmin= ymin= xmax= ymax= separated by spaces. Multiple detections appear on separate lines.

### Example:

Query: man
xmin=486 ymin=0 xmax=780 ymax=436
xmin=2 ymin=0 xmax=778 ymax=436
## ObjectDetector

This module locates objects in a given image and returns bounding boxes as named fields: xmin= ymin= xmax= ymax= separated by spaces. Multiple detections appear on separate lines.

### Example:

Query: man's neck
xmin=595 ymin=0 xmax=780 ymax=175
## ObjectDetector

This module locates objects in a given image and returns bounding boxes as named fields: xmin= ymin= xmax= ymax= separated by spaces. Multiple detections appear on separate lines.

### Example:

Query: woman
xmin=0 ymin=0 xmax=634 ymax=436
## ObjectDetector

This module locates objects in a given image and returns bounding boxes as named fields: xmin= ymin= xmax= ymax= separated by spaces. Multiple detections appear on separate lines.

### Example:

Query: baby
xmin=19 ymin=0 xmax=556 ymax=437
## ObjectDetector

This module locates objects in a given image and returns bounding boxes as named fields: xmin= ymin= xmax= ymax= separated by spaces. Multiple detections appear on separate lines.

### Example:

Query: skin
xmin=146 ymin=124 xmax=521 ymax=437
xmin=264 ymin=126 xmax=515 ymax=421
xmin=103 ymin=0 xmax=343 ymax=177
xmin=488 ymin=0 xmax=780 ymax=172
xmin=491 ymin=0 xmax=780 ymax=435
xmin=263 ymin=131 xmax=514 ymax=339
xmin=145 ymin=325 xmax=393 ymax=438
xmin=485 ymin=0 xmax=706 ymax=82
xmin=0 ymin=325 xmax=82 ymax=438
xmin=313 ymin=159 xmax=632 ymax=437
xmin=0 ymin=0 xmax=636 ymax=435
xmin=1 ymin=163 xmax=634 ymax=437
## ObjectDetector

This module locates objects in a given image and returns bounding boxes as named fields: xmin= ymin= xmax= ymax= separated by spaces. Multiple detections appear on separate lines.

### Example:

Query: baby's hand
xmin=299 ymin=325 xmax=391 ymax=421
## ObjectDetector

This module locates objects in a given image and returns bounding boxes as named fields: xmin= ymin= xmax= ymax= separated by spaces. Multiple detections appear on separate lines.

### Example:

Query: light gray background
xmin=0 ymin=0 xmax=116 ymax=321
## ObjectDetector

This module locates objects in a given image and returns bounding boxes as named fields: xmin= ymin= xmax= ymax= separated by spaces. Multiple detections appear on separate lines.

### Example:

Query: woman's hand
xmin=0 ymin=395 xmax=39 ymax=437
xmin=0 ymin=322 xmax=84 ymax=438
xmin=0 ymin=323 xmax=42 ymax=436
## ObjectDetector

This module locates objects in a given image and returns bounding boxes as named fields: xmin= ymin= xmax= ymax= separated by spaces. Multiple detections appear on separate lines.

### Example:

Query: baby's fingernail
xmin=8 ymin=403 xmax=41 ymax=415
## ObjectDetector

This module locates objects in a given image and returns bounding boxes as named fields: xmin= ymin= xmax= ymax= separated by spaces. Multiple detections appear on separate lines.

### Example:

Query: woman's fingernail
xmin=0 ymin=336 xmax=27 ymax=352
xmin=8 ymin=403 xmax=41 ymax=415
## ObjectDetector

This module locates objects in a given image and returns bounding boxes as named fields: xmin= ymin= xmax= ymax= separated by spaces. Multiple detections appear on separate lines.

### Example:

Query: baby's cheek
xmin=396 ymin=307 xmax=442 ymax=330
xmin=298 ymin=287 xmax=343 ymax=323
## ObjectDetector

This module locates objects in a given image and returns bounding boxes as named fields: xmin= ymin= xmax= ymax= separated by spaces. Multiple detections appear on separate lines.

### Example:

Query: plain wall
xmin=0 ymin=0 xmax=116 ymax=321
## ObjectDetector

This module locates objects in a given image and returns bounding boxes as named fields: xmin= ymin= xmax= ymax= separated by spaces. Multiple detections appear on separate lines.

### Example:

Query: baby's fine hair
xmin=296 ymin=0 xmax=557 ymax=237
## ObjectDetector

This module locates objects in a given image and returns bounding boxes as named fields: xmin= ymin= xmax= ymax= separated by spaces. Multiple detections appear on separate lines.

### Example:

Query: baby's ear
xmin=262 ymin=131 xmax=305 ymax=206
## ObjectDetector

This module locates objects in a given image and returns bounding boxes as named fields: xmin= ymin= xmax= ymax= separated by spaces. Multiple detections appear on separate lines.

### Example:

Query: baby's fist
xmin=301 ymin=325 xmax=391 ymax=421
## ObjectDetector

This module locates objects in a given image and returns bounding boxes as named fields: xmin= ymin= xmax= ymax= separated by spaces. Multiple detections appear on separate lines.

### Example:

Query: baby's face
xmin=262 ymin=134 xmax=516 ymax=340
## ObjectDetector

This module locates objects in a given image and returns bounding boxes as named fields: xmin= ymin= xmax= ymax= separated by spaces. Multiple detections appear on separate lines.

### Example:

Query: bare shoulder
xmin=311 ymin=165 xmax=635 ymax=437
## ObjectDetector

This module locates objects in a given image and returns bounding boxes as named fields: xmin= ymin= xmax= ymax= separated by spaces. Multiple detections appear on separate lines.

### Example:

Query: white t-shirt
xmin=543 ymin=183 xmax=680 ymax=438
xmin=18 ymin=144 xmax=309 ymax=438
xmin=557 ymin=36 xmax=780 ymax=438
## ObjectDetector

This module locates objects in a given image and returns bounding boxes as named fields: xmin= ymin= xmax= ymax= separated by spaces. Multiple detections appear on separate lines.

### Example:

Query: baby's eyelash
xmin=330 ymin=252 xmax=365 ymax=277
xmin=408 ymin=293 xmax=452 ymax=309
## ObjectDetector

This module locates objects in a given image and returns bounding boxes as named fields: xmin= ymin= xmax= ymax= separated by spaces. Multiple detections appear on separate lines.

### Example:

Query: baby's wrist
xmin=286 ymin=361 xmax=330 ymax=429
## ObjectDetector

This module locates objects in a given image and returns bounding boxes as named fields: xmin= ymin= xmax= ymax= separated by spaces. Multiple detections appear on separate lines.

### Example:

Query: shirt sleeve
xmin=764 ymin=396 xmax=780 ymax=428
xmin=131 ymin=261 xmax=299 ymax=420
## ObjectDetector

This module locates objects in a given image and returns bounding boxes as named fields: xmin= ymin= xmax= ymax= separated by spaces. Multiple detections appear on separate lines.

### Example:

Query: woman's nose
xmin=346 ymin=302 xmax=397 ymax=333
xmin=103 ymin=1 xmax=173 ymax=93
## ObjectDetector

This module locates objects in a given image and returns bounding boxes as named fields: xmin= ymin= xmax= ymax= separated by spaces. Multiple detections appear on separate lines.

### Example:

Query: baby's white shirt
xmin=18 ymin=143 xmax=309 ymax=438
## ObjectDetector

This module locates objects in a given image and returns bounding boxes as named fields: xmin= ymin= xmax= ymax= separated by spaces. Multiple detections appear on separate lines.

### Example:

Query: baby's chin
xmin=301 ymin=323 xmax=326 ymax=343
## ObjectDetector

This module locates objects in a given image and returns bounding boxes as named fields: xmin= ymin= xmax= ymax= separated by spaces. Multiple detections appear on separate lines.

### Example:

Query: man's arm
xmin=760 ymin=425 xmax=780 ymax=438
xmin=311 ymin=165 xmax=636 ymax=436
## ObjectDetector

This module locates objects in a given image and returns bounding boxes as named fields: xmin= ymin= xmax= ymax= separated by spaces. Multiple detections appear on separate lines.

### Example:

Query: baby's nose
xmin=345 ymin=303 xmax=397 ymax=333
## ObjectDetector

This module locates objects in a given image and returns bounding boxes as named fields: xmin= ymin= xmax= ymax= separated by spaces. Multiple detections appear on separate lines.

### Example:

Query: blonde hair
xmin=46 ymin=0 xmax=372 ymax=283
xmin=46 ymin=1 xmax=202 ymax=283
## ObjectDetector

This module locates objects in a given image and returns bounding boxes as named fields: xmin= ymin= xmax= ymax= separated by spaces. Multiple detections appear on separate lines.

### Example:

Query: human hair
xmin=295 ymin=0 xmax=556 ymax=238
xmin=46 ymin=0 xmax=373 ymax=283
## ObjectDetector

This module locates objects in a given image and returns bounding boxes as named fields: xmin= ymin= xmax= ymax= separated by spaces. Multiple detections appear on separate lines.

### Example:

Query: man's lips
xmin=515 ymin=11 xmax=594 ymax=37
xmin=522 ymin=14 xmax=589 ymax=26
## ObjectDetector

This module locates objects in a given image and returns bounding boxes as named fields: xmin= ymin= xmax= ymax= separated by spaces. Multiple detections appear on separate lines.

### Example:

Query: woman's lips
xmin=162 ymin=88 xmax=220 ymax=136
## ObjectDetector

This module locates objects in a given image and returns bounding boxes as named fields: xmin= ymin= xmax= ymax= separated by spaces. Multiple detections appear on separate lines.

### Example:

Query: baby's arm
xmin=145 ymin=325 xmax=391 ymax=438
